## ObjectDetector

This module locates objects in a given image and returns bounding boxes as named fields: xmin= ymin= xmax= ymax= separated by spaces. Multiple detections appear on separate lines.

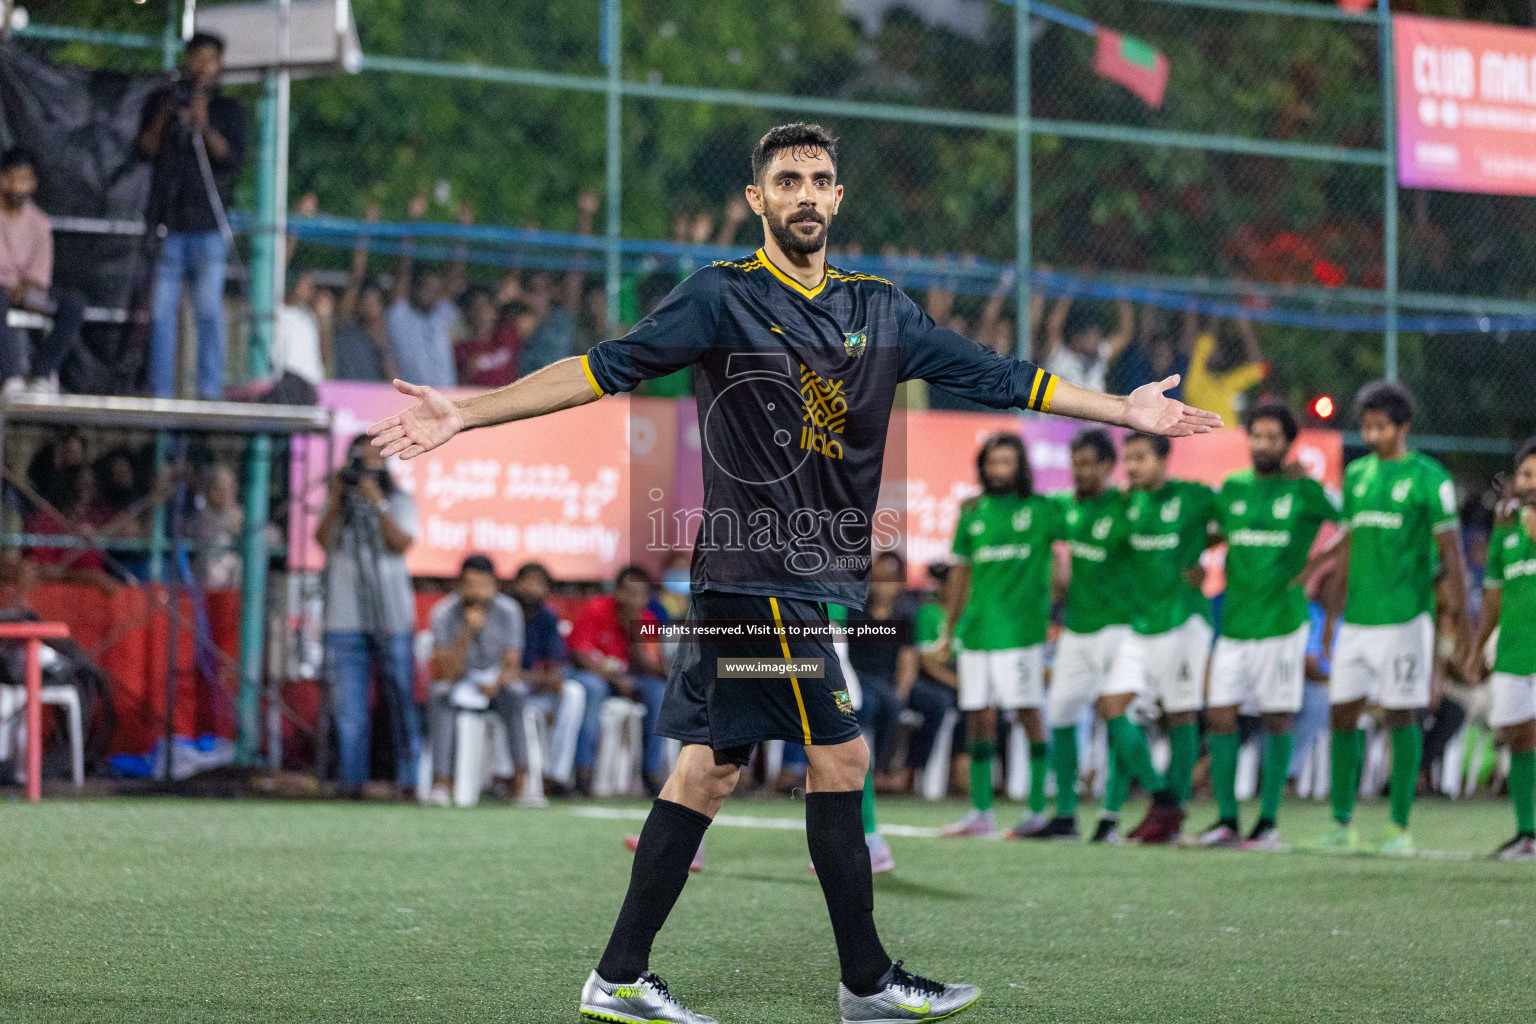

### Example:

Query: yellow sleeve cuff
xmin=579 ymin=354 xmax=604 ymax=397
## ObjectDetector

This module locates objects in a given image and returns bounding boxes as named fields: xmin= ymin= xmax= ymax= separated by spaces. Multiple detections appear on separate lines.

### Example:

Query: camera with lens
xmin=339 ymin=454 xmax=386 ymax=491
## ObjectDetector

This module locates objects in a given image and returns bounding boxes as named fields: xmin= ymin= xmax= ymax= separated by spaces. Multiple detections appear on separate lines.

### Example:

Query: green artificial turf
xmin=1 ymin=795 xmax=1532 ymax=1023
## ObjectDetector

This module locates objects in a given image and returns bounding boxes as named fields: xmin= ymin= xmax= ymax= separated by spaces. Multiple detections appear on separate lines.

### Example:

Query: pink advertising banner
xmin=1395 ymin=14 xmax=1536 ymax=195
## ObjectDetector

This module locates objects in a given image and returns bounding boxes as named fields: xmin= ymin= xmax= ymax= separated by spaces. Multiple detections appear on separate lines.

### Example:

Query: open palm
xmin=368 ymin=380 xmax=464 ymax=460
xmin=1123 ymin=375 xmax=1223 ymax=437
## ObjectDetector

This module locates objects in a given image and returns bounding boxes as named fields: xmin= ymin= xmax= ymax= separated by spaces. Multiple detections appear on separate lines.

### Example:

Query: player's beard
xmin=768 ymin=205 xmax=828 ymax=255
xmin=1252 ymin=452 xmax=1284 ymax=476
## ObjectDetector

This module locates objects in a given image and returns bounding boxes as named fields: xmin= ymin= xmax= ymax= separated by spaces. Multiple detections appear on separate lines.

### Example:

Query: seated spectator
xmin=190 ymin=463 xmax=242 ymax=589
xmin=1183 ymin=315 xmax=1268 ymax=426
xmin=425 ymin=554 xmax=532 ymax=806
xmin=273 ymin=269 xmax=327 ymax=386
xmin=900 ymin=562 xmax=962 ymax=793
xmin=89 ymin=445 xmax=153 ymax=581
xmin=510 ymin=561 xmax=588 ymax=795
xmin=385 ymin=195 xmax=465 ymax=388
xmin=0 ymin=149 xmax=85 ymax=396
xmin=518 ymin=271 xmax=576 ymax=378
xmin=848 ymin=550 xmax=918 ymax=784
xmin=1113 ymin=304 xmax=1191 ymax=399
xmin=566 ymin=565 xmax=667 ymax=796
xmin=454 ymin=289 xmax=522 ymax=388
xmin=331 ymin=205 xmax=396 ymax=382
xmin=23 ymin=463 xmax=120 ymax=595
xmin=1040 ymin=296 xmax=1133 ymax=393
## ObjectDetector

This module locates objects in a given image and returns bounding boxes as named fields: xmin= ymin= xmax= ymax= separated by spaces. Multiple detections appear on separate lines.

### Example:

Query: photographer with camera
xmin=136 ymin=32 xmax=247 ymax=400
xmin=316 ymin=435 xmax=421 ymax=798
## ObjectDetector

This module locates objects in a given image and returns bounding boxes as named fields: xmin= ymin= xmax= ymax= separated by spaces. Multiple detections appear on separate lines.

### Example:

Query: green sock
xmin=1209 ymin=731 xmax=1240 ymax=824
xmin=1105 ymin=715 xmax=1164 ymax=795
xmin=1167 ymin=722 xmax=1200 ymax=804
xmin=861 ymin=768 xmax=878 ymax=836
xmin=1052 ymin=726 xmax=1078 ymax=818
xmin=1329 ymin=728 xmax=1362 ymax=825
xmin=1510 ymin=749 xmax=1536 ymax=836
xmin=1260 ymin=731 xmax=1294 ymax=825
xmin=968 ymin=739 xmax=995 ymax=813
xmin=1103 ymin=752 xmax=1129 ymax=815
xmin=1389 ymin=725 xmax=1422 ymax=829
xmin=1028 ymin=740 xmax=1050 ymax=815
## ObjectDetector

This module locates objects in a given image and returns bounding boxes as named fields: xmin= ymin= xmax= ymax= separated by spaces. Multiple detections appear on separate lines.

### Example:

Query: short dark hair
xmin=751 ymin=122 xmax=839 ymax=183
xmin=459 ymin=554 xmax=496 ymax=578
xmin=1517 ymin=437 xmax=1536 ymax=471
xmin=1353 ymin=380 xmax=1416 ymax=427
xmin=977 ymin=432 xmax=1033 ymax=498
xmin=1126 ymin=431 xmax=1171 ymax=460
xmin=1062 ymin=305 xmax=1098 ymax=341
xmin=1244 ymin=401 xmax=1299 ymax=444
xmin=514 ymin=561 xmax=552 ymax=585
xmin=615 ymin=564 xmax=653 ymax=589
xmin=0 ymin=148 xmax=34 ymax=173
xmin=186 ymin=32 xmax=225 ymax=56
xmin=1070 ymin=428 xmax=1116 ymax=465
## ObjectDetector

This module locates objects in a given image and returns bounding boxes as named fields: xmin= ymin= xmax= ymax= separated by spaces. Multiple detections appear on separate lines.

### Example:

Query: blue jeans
xmin=570 ymin=669 xmax=612 ymax=771
xmin=855 ymin=673 xmax=901 ymax=774
xmin=632 ymin=674 xmax=668 ymax=775
xmin=150 ymin=230 xmax=228 ymax=399
xmin=1289 ymin=682 xmax=1331 ymax=778
xmin=326 ymin=631 xmax=421 ymax=789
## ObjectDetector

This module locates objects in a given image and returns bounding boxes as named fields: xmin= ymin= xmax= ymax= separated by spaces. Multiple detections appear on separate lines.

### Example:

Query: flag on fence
xmin=1092 ymin=29 xmax=1169 ymax=108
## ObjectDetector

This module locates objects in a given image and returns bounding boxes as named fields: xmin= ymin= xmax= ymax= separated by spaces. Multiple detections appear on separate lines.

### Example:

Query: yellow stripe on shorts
xmin=769 ymin=597 xmax=812 ymax=746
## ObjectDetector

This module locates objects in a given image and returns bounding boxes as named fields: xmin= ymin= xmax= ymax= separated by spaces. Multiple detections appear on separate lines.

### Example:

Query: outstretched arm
xmin=1048 ymin=375 xmax=1222 ymax=436
xmin=369 ymin=357 xmax=600 ymax=460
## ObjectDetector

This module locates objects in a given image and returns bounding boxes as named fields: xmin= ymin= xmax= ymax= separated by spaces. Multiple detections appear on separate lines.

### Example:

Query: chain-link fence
xmin=14 ymin=0 xmax=1536 ymax=452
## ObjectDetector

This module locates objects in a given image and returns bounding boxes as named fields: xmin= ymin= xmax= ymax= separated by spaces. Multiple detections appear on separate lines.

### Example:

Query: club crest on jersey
xmin=1092 ymin=517 xmax=1112 ymax=540
xmin=1012 ymin=508 xmax=1033 ymax=532
xmin=1066 ymin=509 xmax=1080 ymax=526
xmin=1160 ymin=496 xmax=1182 ymax=523
xmin=1392 ymin=479 xmax=1413 ymax=503
xmin=1272 ymin=494 xmax=1294 ymax=520
xmin=1508 ymin=533 xmax=1520 ymax=549
xmin=833 ymin=689 xmax=854 ymax=715
xmin=969 ymin=519 xmax=985 ymax=536
xmin=1231 ymin=500 xmax=1248 ymax=516
xmin=843 ymin=328 xmax=868 ymax=357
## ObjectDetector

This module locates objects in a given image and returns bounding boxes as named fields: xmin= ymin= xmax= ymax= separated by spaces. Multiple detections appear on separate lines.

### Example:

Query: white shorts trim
xmin=958 ymin=646 xmax=1044 ymax=711
xmin=1330 ymin=613 xmax=1434 ymax=710
xmin=1047 ymin=625 xmax=1134 ymax=723
xmin=1109 ymin=615 xmax=1213 ymax=715
xmin=1489 ymin=672 xmax=1536 ymax=729
xmin=1207 ymin=623 xmax=1310 ymax=715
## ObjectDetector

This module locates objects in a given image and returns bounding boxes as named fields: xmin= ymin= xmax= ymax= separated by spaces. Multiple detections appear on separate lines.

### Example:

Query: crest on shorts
xmin=1272 ymin=494 xmax=1294 ymax=520
xmin=833 ymin=689 xmax=854 ymax=715
xmin=1160 ymin=496 xmax=1182 ymax=523
xmin=1012 ymin=507 xmax=1033 ymax=532
xmin=843 ymin=329 xmax=868 ymax=358
xmin=1392 ymin=479 xmax=1413 ymax=503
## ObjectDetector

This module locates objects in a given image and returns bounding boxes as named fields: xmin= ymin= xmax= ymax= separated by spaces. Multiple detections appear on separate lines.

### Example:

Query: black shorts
xmin=655 ymin=590 xmax=862 ymax=766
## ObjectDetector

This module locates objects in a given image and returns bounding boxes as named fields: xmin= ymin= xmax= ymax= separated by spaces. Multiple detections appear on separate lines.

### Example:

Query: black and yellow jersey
xmin=583 ymin=247 xmax=1060 ymax=609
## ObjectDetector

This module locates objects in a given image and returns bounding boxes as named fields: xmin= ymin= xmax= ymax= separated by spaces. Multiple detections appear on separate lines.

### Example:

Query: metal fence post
xmin=602 ymin=0 xmax=622 ymax=334
xmin=1378 ymin=0 xmax=1399 ymax=382
xmin=1015 ymin=0 xmax=1033 ymax=362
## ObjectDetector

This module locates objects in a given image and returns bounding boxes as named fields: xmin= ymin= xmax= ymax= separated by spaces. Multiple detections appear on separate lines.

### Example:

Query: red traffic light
xmin=1312 ymin=395 xmax=1335 ymax=419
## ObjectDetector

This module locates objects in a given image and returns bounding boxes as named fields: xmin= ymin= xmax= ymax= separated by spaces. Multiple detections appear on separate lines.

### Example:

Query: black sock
xmin=806 ymin=789 xmax=893 ymax=996
xmin=596 ymin=799 xmax=711 ymax=984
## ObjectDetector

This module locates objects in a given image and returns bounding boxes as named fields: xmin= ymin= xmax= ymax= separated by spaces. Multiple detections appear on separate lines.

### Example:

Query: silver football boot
xmin=838 ymin=961 xmax=980 ymax=1023
xmin=578 ymin=970 xmax=718 ymax=1024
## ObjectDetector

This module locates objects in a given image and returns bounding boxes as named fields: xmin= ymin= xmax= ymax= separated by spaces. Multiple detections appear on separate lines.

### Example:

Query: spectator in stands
xmin=424 ymin=554 xmax=531 ymax=806
xmin=510 ymin=561 xmax=587 ymax=795
xmin=454 ymin=288 xmax=522 ymax=388
xmin=23 ymin=460 xmax=120 ymax=595
xmin=1182 ymin=315 xmax=1268 ymax=427
xmin=138 ymin=32 xmax=247 ymax=400
xmin=518 ymin=271 xmax=576 ymax=378
xmin=1040 ymin=296 xmax=1134 ymax=393
xmin=316 ymin=435 xmax=421 ymax=798
xmin=566 ymin=565 xmax=667 ymax=796
xmin=385 ymin=195 xmax=466 ymax=389
xmin=273 ymin=269 xmax=328 ymax=387
xmin=849 ymin=550 xmax=918 ymax=784
xmin=0 ymin=149 xmax=84 ymax=397
xmin=900 ymin=561 xmax=962 ymax=793
xmin=332 ymin=204 xmax=396 ymax=382
xmin=1114 ymin=304 xmax=1191 ymax=399
xmin=190 ymin=463 xmax=242 ymax=590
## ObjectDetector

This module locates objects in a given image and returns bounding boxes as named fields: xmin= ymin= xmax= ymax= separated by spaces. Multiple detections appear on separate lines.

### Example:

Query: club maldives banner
xmin=299 ymin=384 xmax=1341 ymax=585
xmin=1395 ymin=14 xmax=1536 ymax=195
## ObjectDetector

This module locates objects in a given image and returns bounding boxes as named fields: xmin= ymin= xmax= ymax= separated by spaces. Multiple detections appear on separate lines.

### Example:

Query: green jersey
xmin=1059 ymin=487 xmax=1137 ymax=634
xmin=914 ymin=601 xmax=946 ymax=651
xmin=951 ymin=492 xmax=1064 ymax=650
xmin=1126 ymin=479 xmax=1217 ymax=636
xmin=1487 ymin=518 xmax=1536 ymax=676
xmin=1342 ymin=452 xmax=1458 ymax=626
xmin=1217 ymin=471 xmax=1340 ymax=640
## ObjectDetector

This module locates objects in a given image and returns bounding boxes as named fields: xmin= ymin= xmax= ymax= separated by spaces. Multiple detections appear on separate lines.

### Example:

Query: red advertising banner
xmin=303 ymin=385 xmax=1342 ymax=587
xmin=1395 ymin=14 xmax=1536 ymax=195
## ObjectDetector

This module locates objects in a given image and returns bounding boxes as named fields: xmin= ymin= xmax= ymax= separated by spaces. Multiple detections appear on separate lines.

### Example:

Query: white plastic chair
xmin=449 ymin=705 xmax=546 ymax=808
xmin=0 ymin=683 xmax=85 ymax=788
xmin=593 ymin=697 xmax=646 ymax=797
xmin=919 ymin=707 xmax=960 ymax=800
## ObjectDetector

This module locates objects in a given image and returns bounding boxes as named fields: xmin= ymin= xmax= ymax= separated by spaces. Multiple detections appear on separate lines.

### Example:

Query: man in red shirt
xmin=567 ymin=565 xmax=669 ymax=795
